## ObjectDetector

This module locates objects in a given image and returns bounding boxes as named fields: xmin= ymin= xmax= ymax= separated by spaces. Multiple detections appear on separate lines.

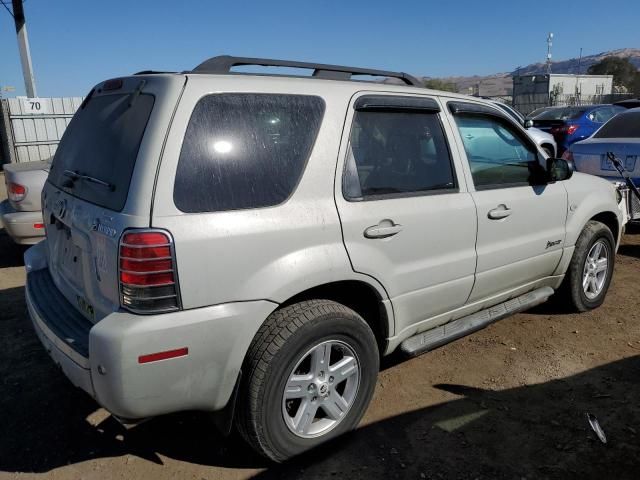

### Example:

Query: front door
xmin=335 ymin=94 xmax=478 ymax=336
xmin=447 ymin=102 xmax=567 ymax=302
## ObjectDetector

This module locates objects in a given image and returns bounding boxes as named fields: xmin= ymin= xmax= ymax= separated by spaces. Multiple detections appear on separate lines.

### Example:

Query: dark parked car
xmin=530 ymin=105 xmax=625 ymax=154
xmin=613 ymin=98 xmax=640 ymax=109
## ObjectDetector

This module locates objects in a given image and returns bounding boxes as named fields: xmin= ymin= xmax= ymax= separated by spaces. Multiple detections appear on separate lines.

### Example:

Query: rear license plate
xmin=601 ymin=155 xmax=637 ymax=171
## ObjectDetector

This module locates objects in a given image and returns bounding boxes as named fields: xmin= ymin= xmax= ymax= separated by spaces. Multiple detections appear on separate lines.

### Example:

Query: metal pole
xmin=546 ymin=33 xmax=554 ymax=74
xmin=11 ymin=0 xmax=37 ymax=98
xmin=577 ymin=47 xmax=583 ymax=75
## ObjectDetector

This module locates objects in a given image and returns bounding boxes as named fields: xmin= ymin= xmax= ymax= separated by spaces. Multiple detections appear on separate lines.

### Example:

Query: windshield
xmin=526 ymin=107 xmax=547 ymax=119
xmin=594 ymin=112 xmax=640 ymax=138
xmin=48 ymin=92 xmax=155 ymax=211
xmin=534 ymin=107 xmax=588 ymax=121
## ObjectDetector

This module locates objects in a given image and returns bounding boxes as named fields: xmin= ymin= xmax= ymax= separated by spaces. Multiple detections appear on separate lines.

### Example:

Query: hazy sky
xmin=1 ymin=0 xmax=638 ymax=97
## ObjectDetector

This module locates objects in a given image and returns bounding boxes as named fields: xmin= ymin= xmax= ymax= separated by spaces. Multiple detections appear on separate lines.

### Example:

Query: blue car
xmin=531 ymin=104 xmax=625 ymax=154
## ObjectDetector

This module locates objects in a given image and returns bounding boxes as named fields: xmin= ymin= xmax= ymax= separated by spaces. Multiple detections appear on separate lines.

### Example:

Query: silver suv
xmin=25 ymin=56 xmax=623 ymax=462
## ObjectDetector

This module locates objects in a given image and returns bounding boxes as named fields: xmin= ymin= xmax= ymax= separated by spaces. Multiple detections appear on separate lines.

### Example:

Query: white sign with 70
xmin=21 ymin=98 xmax=49 ymax=114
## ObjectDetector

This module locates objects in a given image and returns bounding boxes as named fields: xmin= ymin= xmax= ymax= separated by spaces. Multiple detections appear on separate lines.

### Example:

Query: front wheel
xmin=236 ymin=300 xmax=379 ymax=462
xmin=560 ymin=220 xmax=615 ymax=311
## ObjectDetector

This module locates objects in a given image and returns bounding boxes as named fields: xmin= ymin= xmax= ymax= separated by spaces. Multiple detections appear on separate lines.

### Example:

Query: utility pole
xmin=577 ymin=47 xmax=583 ymax=75
xmin=546 ymin=33 xmax=554 ymax=74
xmin=11 ymin=0 xmax=37 ymax=97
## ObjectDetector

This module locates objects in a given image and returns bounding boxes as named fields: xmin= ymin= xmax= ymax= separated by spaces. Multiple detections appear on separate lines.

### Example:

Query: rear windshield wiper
xmin=128 ymin=80 xmax=146 ymax=108
xmin=63 ymin=170 xmax=115 ymax=192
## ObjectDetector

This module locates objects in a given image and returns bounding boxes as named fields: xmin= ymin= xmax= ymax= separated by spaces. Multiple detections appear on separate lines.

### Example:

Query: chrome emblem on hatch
xmin=91 ymin=219 xmax=118 ymax=238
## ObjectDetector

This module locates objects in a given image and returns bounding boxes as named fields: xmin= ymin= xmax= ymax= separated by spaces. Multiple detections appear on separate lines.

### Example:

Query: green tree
xmin=424 ymin=78 xmax=457 ymax=92
xmin=587 ymin=56 xmax=639 ymax=92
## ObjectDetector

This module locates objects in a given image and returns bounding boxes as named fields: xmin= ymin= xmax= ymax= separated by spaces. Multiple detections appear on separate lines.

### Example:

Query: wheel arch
xmin=590 ymin=211 xmax=619 ymax=243
xmin=280 ymin=280 xmax=392 ymax=355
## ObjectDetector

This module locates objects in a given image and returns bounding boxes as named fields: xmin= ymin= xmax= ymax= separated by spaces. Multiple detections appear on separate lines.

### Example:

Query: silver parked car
xmin=25 ymin=56 xmax=623 ymax=462
xmin=566 ymin=107 xmax=640 ymax=222
xmin=566 ymin=107 xmax=640 ymax=184
xmin=0 ymin=160 xmax=49 ymax=244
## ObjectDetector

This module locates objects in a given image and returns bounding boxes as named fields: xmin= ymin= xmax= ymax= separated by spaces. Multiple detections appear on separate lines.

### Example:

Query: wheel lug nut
xmin=329 ymin=376 xmax=334 ymax=383
xmin=308 ymin=384 xmax=315 ymax=392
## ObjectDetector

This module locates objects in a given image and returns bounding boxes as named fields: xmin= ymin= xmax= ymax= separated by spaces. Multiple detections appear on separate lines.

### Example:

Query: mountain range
xmin=424 ymin=48 xmax=640 ymax=96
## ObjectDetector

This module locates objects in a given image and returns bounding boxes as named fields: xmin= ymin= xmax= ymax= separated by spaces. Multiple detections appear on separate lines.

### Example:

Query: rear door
xmin=446 ymin=101 xmax=567 ymax=302
xmin=335 ymin=94 xmax=478 ymax=335
xmin=42 ymin=75 xmax=184 ymax=322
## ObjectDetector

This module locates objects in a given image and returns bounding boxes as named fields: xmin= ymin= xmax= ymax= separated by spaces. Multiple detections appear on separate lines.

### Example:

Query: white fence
xmin=0 ymin=96 xmax=83 ymax=164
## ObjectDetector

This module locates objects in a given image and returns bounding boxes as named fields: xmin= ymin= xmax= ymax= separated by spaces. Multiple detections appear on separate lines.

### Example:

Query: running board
xmin=400 ymin=287 xmax=554 ymax=357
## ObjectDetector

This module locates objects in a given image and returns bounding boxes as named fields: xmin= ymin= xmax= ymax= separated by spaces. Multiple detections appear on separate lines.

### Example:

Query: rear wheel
xmin=559 ymin=220 xmax=615 ymax=311
xmin=236 ymin=300 xmax=379 ymax=462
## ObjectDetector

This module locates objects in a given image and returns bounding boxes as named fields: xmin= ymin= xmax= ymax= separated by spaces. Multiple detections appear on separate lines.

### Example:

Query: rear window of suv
xmin=48 ymin=92 xmax=155 ymax=211
xmin=173 ymin=94 xmax=325 ymax=213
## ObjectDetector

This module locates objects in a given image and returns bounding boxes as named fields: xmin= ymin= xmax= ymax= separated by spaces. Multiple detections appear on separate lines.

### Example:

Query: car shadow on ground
xmin=618 ymin=243 xmax=640 ymax=259
xmin=257 ymin=356 xmax=640 ymax=480
xmin=0 ymin=229 xmax=27 ymax=268
xmin=1 ymin=279 xmax=639 ymax=480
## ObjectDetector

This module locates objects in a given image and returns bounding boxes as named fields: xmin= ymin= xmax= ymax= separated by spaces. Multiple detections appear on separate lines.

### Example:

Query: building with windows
xmin=512 ymin=74 xmax=613 ymax=115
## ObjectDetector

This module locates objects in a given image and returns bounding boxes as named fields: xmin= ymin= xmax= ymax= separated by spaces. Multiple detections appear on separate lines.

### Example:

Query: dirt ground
xmin=1 ymin=177 xmax=639 ymax=479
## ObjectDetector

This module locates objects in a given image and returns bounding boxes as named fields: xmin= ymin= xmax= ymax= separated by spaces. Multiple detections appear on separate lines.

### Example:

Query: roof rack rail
xmin=190 ymin=55 xmax=423 ymax=87
xmin=133 ymin=70 xmax=177 ymax=75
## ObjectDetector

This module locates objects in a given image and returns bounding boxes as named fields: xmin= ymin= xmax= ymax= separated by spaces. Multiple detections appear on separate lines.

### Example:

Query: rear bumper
xmin=0 ymin=200 xmax=44 ymax=245
xmin=25 ymin=244 xmax=277 ymax=419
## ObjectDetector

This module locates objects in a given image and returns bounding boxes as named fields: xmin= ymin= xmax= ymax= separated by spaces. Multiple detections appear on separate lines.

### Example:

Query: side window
xmin=173 ymin=94 xmax=325 ymax=213
xmin=453 ymin=114 xmax=542 ymax=189
xmin=594 ymin=107 xmax=618 ymax=123
xmin=343 ymin=108 xmax=456 ymax=200
xmin=592 ymin=108 xmax=608 ymax=123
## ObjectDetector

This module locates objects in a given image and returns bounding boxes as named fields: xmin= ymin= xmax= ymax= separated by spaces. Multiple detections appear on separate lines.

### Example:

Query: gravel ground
xmin=1 ymin=174 xmax=639 ymax=479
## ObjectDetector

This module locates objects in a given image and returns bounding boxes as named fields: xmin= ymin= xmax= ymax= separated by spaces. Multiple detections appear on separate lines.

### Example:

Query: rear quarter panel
xmin=150 ymin=76 xmax=390 ymax=315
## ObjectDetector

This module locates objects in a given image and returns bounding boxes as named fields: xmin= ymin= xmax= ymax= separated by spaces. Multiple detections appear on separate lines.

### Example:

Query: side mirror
xmin=524 ymin=119 xmax=534 ymax=129
xmin=547 ymin=158 xmax=574 ymax=182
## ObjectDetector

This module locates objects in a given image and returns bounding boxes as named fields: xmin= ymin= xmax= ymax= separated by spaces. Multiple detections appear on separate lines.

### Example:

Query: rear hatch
xmin=41 ymin=75 xmax=185 ymax=323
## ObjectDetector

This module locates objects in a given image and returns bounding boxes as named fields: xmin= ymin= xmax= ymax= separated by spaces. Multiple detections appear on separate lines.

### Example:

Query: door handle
xmin=364 ymin=221 xmax=403 ymax=239
xmin=488 ymin=205 xmax=512 ymax=220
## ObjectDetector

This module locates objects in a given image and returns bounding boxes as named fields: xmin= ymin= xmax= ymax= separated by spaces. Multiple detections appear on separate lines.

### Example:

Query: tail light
xmin=7 ymin=182 xmax=26 ymax=202
xmin=119 ymin=230 xmax=181 ymax=313
xmin=561 ymin=150 xmax=574 ymax=162
xmin=551 ymin=124 xmax=579 ymax=136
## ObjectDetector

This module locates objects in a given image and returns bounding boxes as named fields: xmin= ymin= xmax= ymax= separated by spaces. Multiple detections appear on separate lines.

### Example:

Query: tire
xmin=559 ymin=220 xmax=615 ymax=312
xmin=236 ymin=300 xmax=379 ymax=462
xmin=542 ymin=145 xmax=554 ymax=158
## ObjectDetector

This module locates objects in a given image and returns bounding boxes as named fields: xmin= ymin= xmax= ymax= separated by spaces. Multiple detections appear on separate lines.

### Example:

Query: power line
xmin=0 ymin=1 xmax=14 ymax=18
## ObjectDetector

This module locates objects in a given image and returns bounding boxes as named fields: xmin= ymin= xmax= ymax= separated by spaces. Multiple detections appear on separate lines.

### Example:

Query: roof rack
xmin=133 ymin=70 xmax=176 ymax=75
xmin=190 ymin=55 xmax=423 ymax=87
